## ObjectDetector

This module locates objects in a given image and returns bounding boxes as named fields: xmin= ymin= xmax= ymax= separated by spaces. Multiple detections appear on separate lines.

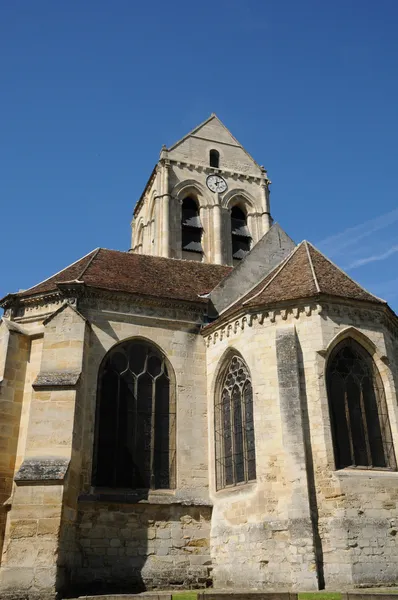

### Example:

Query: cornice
xmin=202 ymin=297 xmax=398 ymax=346
xmin=10 ymin=284 xmax=207 ymax=325
xmin=169 ymin=158 xmax=268 ymax=184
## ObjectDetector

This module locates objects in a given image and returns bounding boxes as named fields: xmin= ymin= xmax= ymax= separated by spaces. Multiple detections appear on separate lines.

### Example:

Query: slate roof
xmin=13 ymin=248 xmax=232 ymax=305
xmin=208 ymin=241 xmax=385 ymax=327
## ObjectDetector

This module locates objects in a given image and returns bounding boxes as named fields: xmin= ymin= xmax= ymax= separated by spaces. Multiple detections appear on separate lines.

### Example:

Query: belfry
xmin=1 ymin=115 xmax=398 ymax=599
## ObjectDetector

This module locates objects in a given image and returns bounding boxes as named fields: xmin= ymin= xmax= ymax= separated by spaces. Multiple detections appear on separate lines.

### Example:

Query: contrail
xmin=317 ymin=208 xmax=398 ymax=256
xmin=345 ymin=245 xmax=398 ymax=270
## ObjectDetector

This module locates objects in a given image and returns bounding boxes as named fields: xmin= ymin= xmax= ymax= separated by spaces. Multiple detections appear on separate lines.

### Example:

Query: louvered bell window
xmin=181 ymin=197 xmax=203 ymax=255
xmin=231 ymin=206 xmax=251 ymax=261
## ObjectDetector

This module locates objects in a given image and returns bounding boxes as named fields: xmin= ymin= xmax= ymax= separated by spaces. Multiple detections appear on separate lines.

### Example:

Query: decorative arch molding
xmin=93 ymin=335 xmax=177 ymax=490
xmin=171 ymin=179 xmax=215 ymax=208
xmin=147 ymin=189 xmax=158 ymax=221
xmin=317 ymin=326 xmax=388 ymax=364
xmin=222 ymin=188 xmax=257 ymax=211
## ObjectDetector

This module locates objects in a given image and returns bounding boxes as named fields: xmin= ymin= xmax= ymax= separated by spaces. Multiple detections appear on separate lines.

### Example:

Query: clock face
xmin=206 ymin=174 xmax=227 ymax=193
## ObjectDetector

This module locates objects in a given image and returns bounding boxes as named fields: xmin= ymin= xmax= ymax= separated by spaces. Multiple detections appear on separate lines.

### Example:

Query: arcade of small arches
xmin=92 ymin=334 xmax=397 ymax=496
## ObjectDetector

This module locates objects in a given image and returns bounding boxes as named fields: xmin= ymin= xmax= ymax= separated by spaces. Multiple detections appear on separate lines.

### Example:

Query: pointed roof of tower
xmin=168 ymin=113 xmax=261 ymax=169
xmin=204 ymin=241 xmax=387 ymax=330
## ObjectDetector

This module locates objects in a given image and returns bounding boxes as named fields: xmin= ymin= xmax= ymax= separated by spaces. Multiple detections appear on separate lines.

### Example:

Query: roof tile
xmin=16 ymin=248 xmax=232 ymax=305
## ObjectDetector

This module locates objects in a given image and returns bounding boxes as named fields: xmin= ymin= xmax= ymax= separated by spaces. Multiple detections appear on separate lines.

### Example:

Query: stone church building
xmin=1 ymin=115 xmax=398 ymax=599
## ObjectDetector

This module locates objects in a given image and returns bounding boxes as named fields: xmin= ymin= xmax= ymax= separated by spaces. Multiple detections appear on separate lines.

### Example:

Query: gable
xmin=168 ymin=115 xmax=262 ymax=176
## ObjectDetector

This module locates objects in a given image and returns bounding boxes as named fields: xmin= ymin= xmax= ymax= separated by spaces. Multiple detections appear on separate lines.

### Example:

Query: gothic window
xmin=327 ymin=338 xmax=396 ymax=471
xmin=181 ymin=197 xmax=203 ymax=257
xmin=93 ymin=340 xmax=176 ymax=489
xmin=210 ymin=149 xmax=220 ymax=168
xmin=215 ymin=354 xmax=256 ymax=489
xmin=231 ymin=205 xmax=251 ymax=263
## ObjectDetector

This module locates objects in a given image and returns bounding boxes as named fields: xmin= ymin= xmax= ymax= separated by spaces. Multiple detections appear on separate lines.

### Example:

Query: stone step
xmin=66 ymin=594 xmax=172 ymax=600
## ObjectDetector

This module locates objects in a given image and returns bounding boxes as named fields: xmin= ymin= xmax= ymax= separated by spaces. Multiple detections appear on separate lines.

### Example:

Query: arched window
xmin=210 ymin=149 xmax=220 ymax=168
xmin=181 ymin=197 xmax=203 ymax=259
xmin=231 ymin=205 xmax=251 ymax=263
xmin=215 ymin=354 xmax=256 ymax=489
xmin=327 ymin=338 xmax=396 ymax=470
xmin=93 ymin=339 xmax=176 ymax=489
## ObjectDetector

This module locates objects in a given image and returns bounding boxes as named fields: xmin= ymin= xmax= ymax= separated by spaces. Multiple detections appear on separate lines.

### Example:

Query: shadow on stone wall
xmin=57 ymin=496 xmax=212 ymax=597
xmin=296 ymin=337 xmax=325 ymax=589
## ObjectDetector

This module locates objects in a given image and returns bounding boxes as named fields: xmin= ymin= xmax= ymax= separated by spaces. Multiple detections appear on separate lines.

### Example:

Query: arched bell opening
xmin=230 ymin=205 xmax=251 ymax=265
xmin=181 ymin=196 xmax=203 ymax=261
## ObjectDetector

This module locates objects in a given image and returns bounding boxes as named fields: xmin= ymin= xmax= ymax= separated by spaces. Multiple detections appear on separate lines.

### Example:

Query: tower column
xmin=260 ymin=167 xmax=272 ymax=234
xmin=213 ymin=195 xmax=223 ymax=264
xmin=160 ymin=150 xmax=171 ymax=258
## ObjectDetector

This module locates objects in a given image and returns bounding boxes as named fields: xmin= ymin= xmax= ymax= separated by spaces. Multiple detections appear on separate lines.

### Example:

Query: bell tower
xmin=131 ymin=114 xmax=272 ymax=266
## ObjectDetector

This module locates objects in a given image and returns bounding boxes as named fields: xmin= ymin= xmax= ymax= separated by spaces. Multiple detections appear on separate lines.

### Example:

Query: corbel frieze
xmin=204 ymin=303 xmax=322 ymax=346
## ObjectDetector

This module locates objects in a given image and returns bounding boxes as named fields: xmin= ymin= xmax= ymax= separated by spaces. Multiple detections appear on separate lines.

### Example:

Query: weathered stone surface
xmin=32 ymin=370 xmax=81 ymax=388
xmin=14 ymin=457 xmax=69 ymax=483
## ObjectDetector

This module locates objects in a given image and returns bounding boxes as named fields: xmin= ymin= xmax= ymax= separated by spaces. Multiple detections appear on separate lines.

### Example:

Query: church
xmin=1 ymin=115 xmax=398 ymax=600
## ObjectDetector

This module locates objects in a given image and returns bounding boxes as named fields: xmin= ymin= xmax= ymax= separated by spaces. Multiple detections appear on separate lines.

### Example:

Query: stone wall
xmin=204 ymin=301 xmax=398 ymax=590
xmin=70 ymin=500 xmax=211 ymax=594
xmin=205 ymin=313 xmax=319 ymax=590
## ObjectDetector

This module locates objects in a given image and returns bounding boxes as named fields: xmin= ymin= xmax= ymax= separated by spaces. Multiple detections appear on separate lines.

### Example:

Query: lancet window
xmin=327 ymin=338 xmax=396 ymax=471
xmin=231 ymin=205 xmax=251 ymax=263
xmin=93 ymin=340 xmax=176 ymax=489
xmin=210 ymin=149 xmax=220 ymax=168
xmin=215 ymin=354 xmax=256 ymax=489
xmin=181 ymin=197 xmax=203 ymax=258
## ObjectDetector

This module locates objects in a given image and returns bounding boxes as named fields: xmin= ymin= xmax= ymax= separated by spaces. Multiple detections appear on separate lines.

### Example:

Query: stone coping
xmin=78 ymin=491 xmax=212 ymax=506
xmin=14 ymin=456 xmax=70 ymax=483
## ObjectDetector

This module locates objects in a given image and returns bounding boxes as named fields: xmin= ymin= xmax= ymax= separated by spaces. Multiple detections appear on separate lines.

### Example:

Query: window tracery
xmin=326 ymin=338 xmax=396 ymax=470
xmin=215 ymin=355 xmax=256 ymax=489
xmin=93 ymin=340 xmax=176 ymax=489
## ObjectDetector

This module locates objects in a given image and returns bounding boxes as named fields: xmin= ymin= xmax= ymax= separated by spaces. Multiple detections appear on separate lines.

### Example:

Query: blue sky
xmin=1 ymin=1 xmax=398 ymax=309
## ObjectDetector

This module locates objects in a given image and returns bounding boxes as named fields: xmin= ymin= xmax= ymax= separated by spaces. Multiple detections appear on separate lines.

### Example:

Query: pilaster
xmin=0 ymin=303 xmax=90 ymax=600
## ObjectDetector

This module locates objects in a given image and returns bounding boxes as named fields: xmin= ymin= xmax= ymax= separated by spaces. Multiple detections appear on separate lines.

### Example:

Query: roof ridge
xmin=242 ymin=242 xmax=304 ymax=307
xmin=77 ymin=247 xmax=101 ymax=280
xmin=19 ymin=248 xmax=99 ymax=295
xmin=304 ymin=240 xmax=320 ymax=293
xmin=306 ymin=242 xmax=386 ymax=304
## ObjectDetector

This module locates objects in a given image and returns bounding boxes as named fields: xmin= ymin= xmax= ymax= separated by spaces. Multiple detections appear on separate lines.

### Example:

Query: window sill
xmin=78 ymin=488 xmax=212 ymax=507
xmin=214 ymin=480 xmax=257 ymax=498
xmin=335 ymin=467 xmax=398 ymax=479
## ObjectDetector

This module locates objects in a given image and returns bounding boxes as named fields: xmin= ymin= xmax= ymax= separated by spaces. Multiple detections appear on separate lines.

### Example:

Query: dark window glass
xmin=231 ymin=205 xmax=251 ymax=261
xmin=94 ymin=340 xmax=176 ymax=489
xmin=215 ymin=355 xmax=256 ymax=489
xmin=210 ymin=149 xmax=220 ymax=168
xmin=327 ymin=338 xmax=396 ymax=471
xmin=181 ymin=197 xmax=203 ymax=254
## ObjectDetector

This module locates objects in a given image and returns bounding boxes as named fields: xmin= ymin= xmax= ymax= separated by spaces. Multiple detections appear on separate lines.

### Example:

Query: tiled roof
xmin=15 ymin=248 xmax=232 ymax=305
xmin=208 ymin=241 xmax=385 ymax=327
